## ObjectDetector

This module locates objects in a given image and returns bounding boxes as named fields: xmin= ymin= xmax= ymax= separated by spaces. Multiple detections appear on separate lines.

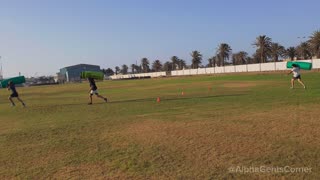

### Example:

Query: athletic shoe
xmin=22 ymin=103 xmax=26 ymax=107
xmin=104 ymin=98 xmax=108 ymax=103
xmin=11 ymin=104 xmax=16 ymax=107
xmin=88 ymin=102 xmax=92 ymax=105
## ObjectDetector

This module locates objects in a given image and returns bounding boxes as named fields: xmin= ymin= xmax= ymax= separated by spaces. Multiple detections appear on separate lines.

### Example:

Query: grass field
xmin=1 ymin=72 xmax=320 ymax=179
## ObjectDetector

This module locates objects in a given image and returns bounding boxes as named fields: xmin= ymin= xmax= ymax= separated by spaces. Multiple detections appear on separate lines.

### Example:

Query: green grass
xmin=1 ymin=72 xmax=320 ymax=179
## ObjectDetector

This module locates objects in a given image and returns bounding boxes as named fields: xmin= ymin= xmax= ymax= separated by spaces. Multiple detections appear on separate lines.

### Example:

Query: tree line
xmin=102 ymin=30 xmax=320 ymax=76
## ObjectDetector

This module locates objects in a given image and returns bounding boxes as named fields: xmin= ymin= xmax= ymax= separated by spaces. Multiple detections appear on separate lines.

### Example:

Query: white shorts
xmin=90 ymin=90 xmax=99 ymax=95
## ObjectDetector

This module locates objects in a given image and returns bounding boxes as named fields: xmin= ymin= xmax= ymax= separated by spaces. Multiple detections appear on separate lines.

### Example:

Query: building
xmin=58 ymin=64 xmax=101 ymax=82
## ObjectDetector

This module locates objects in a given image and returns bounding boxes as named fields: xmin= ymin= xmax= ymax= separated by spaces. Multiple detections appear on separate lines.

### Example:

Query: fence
xmin=109 ymin=71 xmax=166 ymax=80
xmin=108 ymin=59 xmax=320 ymax=79
xmin=171 ymin=59 xmax=320 ymax=76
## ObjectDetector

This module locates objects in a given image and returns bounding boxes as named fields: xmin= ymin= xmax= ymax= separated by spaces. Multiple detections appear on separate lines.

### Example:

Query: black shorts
xmin=293 ymin=75 xmax=301 ymax=80
xmin=10 ymin=92 xmax=19 ymax=98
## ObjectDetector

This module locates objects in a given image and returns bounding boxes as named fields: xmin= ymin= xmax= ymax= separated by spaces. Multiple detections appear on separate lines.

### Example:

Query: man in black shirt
xmin=88 ymin=78 xmax=108 ymax=105
xmin=7 ymin=81 xmax=26 ymax=107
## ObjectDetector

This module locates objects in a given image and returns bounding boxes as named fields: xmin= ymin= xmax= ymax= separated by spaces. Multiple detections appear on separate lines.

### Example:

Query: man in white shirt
xmin=287 ymin=64 xmax=306 ymax=89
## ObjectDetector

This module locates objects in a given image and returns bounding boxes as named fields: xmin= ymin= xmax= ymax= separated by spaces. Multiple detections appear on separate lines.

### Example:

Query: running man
xmin=88 ymin=77 xmax=108 ymax=105
xmin=7 ymin=81 xmax=26 ymax=107
xmin=287 ymin=64 xmax=306 ymax=89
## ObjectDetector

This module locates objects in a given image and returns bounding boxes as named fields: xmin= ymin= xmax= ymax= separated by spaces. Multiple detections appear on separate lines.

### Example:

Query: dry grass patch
xmin=115 ymin=104 xmax=320 ymax=178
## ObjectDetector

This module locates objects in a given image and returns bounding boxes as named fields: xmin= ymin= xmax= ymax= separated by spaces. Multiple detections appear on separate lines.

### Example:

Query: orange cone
xmin=157 ymin=97 xmax=161 ymax=103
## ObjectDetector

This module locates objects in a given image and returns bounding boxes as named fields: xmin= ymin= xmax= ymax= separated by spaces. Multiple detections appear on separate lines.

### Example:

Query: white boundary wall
xmin=171 ymin=59 xmax=320 ymax=76
xmin=109 ymin=59 xmax=320 ymax=79
xmin=109 ymin=71 xmax=166 ymax=80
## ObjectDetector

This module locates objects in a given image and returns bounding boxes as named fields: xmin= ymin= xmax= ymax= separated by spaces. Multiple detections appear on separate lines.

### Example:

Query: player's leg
xmin=95 ymin=93 xmax=108 ymax=102
xmin=290 ymin=78 xmax=295 ymax=89
xmin=297 ymin=78 xmax=306 ymax=89
xmin=8 ymin=96 xmax=15 ymax=106
xmin=17 ymin=97 xmax=26 ymax=107
xmin=88 ymin=91 xmax=93 ymax=105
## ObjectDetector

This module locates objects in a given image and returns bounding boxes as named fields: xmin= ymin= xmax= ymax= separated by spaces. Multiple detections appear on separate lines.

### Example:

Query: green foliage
xmin=191 ymin=50 xmax=202 ymax=69
xmin=309 ymin=30 xmax=320 ymax=58
xmin=253 ymin=35 xmax=272 ymax=63
xmin=217 ymin=43 xmax=232 ymax=66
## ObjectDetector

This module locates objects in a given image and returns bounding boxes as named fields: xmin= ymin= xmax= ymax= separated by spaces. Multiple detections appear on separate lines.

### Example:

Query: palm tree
xmin=217 ymin=43 xmax=232 ymax=66
xmin=131 ymin=64 xmax=136 ymax=74
xmin=239 ymin=51 xmax=248 ymax=64
xmin=134 ymin=65 xmax=141 ymax=73
xmin=115 ymin=66 xmax=120 ymax=75
xmin=103 ymin=68 xmax=114 ymax=76
xmin=246 ymin=56 xmax=254 ymax=64
xmin=285 ymin=47 xmax=297 ymax=61
xmin=170 ymin=56 xmax=179 ymax=70
xmin=253 ymin=35 xmax=272 ymax=63
xmin=252 ymin=53 xmax=260 ymax=63
xmin=208 ymin=56 xmax=216 ymax=67
xmin=141 ymin=58 xmax=150 ymax=73
xmin=233 ymin=51 xmax=248 ymax=65
xmin=121 ymin=64 xmax=128 ymax=74
xmin=297 ymin=42 xmax=312 ymax=60
xmin=232 ymin=53 xmax=237 ymax=65
xmin=178 ymin=59 xmax=187 ymax=70
xmin=309 ymin=30 xmax=320 ymax=58
xmin=163 ymin=61 xmax=173 ymax=72
xmin=107 ymin=68 xmax=114 ymax=76
xmin=270 ymin=43 xmax=285 ymax=62
xmin=152 ymin=60 xmax=162 ymax=72
xmin=191 ymin=51 xmax=202 ymax=69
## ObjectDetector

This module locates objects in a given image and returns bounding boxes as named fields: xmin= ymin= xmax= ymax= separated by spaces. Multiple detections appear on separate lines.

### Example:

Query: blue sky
xmin=0 ymin=0 xmax=319 ymax=77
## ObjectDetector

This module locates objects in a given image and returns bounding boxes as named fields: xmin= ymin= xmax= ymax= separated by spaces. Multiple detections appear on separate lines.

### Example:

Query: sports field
xmin=0 ymin=72 xmax=319 ymax=179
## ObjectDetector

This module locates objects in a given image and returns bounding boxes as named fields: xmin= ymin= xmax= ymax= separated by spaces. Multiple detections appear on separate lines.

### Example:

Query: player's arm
xmin=287 ymin=70 xmax=293 ymax=75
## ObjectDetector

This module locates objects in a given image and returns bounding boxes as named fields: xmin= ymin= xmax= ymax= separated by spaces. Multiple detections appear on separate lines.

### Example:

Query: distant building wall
xmin=59 ymin=64 xmax=101 ymax=82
